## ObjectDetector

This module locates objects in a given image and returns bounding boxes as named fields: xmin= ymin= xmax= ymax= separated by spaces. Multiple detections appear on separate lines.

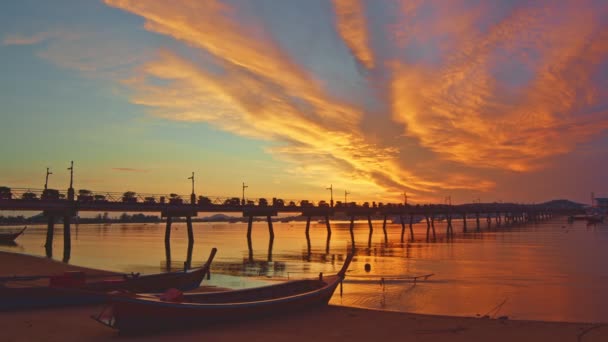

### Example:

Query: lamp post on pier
xmin=188 ymin=172 xmax=195 ymax=204
xmin=344 ymin=190 xmax=350 ymax=204
xmin=242 ymin=182 xmax=248 ymax=206
xmin=67 ymin=161 xmax=74 ymax=201
xmin=326 ymin=184 xmax=334 ymax=207
xmin=44 ymin=168 xmax=52 ymax=190
xmin=403 ymin=191 xmax=408 ymax=206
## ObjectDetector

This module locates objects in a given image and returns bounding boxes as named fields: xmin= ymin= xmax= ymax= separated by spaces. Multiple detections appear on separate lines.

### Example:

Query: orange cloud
xmin=104 ymin=0 xmax=494 ymax=202
xmin=332 ymin=0 xmax=375 ymax=69
xmin=390 ymin=1 xmax=608 ymax=171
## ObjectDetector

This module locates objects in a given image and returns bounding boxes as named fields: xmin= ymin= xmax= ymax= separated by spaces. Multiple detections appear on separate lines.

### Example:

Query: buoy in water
xmin=364 ymin=263 xmax=371 ymax=272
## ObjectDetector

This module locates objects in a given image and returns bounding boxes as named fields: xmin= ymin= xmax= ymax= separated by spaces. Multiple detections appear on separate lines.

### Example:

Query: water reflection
xmin=2 ymin=219 xmax=608 ymax=322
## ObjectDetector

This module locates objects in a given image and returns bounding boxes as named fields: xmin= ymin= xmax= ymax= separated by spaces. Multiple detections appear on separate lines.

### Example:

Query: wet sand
xmin=1 ymin=251 xmax=607 ymax=342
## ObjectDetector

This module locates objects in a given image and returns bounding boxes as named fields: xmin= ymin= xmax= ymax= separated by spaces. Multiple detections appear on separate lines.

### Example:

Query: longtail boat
xmin=94 ymin=253 xmax=353 ymax=333
xmin=0 ymin=248 xmax=217 ymax=311
xmin=0 ymin=227 xmax=26 ymax=243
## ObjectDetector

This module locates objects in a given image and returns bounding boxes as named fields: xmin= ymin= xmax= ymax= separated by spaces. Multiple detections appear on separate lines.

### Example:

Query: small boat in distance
xmin=94 ymin=253 xmax=354 ymax=333
xmin=0 ymin=248 xmax=217 ymax=311
xmin=0 ymin=227 xmax=26 ymax=243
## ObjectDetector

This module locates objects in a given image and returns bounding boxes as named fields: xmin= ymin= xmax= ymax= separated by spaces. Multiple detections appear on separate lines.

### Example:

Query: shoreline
xmin=1 ymin=251 xmax=607 ymax=341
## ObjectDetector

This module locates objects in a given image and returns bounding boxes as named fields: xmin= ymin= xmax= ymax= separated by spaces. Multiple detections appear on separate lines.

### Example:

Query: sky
xmin=0 ymin=0 xmax=607 ymax=205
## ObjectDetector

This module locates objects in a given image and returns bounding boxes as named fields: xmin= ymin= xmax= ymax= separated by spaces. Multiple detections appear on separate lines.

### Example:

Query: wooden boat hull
xmin=97 ymin=254 xmax=353 ymax=333
xmin=0 ymin=248 xmax=216 ymax=311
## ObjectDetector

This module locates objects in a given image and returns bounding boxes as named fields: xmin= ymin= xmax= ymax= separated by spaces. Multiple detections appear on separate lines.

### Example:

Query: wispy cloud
xmin=390 ymin=1 xmax=608 ymax=171
xmin=112 ymin=167 xmax=149 ymax=173
xmin=332 ymin=0 xmax=374 ymax=69
xmin=2 ymin=30 xmax=76 ymax=46
xmin=100 ymin=0 xmax=608 ymax=202
xmin=3 ymin=32 xmax=50 ymax=46
xmin=104 ymin=0 xmax=492 ymax=202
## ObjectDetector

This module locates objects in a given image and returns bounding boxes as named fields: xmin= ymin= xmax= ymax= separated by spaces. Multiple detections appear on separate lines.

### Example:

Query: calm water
xmin=1 ymin=217 xmax=607 ymax=323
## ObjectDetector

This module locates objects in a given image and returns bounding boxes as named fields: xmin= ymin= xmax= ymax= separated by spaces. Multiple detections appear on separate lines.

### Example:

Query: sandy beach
xmin=1 ymin=251 xmax=606 ymax=342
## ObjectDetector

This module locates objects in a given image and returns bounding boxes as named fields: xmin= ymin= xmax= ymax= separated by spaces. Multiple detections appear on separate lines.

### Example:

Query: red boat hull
xmin=98 ymin=254 xmax=353 ymax=333
xmin=0 ymin=248 xmax=216 ymax=310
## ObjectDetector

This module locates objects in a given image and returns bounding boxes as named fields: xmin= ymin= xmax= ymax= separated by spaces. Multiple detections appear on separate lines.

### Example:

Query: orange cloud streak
xmin=391 ymin=1 xmax=608 ymax=171
xmin=104 ymin=0 xmax=493 ymax=201
xmin=332 ymin=0 xmax=375 ymax=69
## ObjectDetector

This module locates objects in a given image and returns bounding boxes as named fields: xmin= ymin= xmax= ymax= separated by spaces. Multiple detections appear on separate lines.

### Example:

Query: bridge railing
xmin=0 ymin=186 xmax=577 ymax=213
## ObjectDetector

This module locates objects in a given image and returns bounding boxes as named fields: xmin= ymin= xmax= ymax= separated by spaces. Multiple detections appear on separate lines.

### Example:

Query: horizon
xmin=1 ymin=1 xmax=607 ymax=205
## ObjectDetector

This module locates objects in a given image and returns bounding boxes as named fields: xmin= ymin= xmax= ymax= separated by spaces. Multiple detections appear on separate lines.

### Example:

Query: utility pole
xmin=67 ymin=161 xmax=74 ymax=201
xmin=403 ymin=191 xmax=407 ymax=205
xmin=242 ymin=182 xmax=248 ymax=206
xmin=344 ymin=190 xmax=350 ymax=204
xmin=326 ymin=184 xmax=334 ymax=207
xmin=44 ymin=168 xmax=52 ymax=190
xmin=188 ymin=172 xmax=195 ymax=204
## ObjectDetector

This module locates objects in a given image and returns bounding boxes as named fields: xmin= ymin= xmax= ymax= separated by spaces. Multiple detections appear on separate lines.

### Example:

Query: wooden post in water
xmin=305 ymin=216 xmax=311 ymax=239
xmin=463 ymin=213 xmax=468 ymax=232
xmin=409 ymin=214 xmax=414 ymax=241
xmin=185 ymin=216 xmax=194 ymax=269
xmin=367 ymin=215 xmax=373 ymax=248
xmin=487 ymin=214 xmax=491 ymax=229
xmin=325 ymin=215 xmax=332 ymax=239
xmin=164 ymin=216 xmax=172 ymax=269
xmin=400 ymin=215 xmax=406 ymax=242
xmin=186 ymin=216 xmax=194 ymax=244
xmin=349 ymin=215 xmax=355 ymax=248
xmin=382 ymin=215 xmax=388 ymax=245
xmin=430 ymin=213 xmax=437 ymax=240
xmin=164 ymin=216 xmax=172 ymax=246
xmin=63 ymin=215 xmax=71 ymax=262
xmin=267 ymin=234 xmax=274 ymax=262
xmin=267 ymin=216 xmax=275 ymax=241
xmin=246 ymin=215 xmax=253 ymax=240
xmin=425 ymin=215 xmax=431 ymax=240
xmin=475 ymin=212 xmax=480 ymax=231
xmin=45 ymin=215 xmax=54 ymax=257
xmin=446 ymin=214 xmax=453 ymax=236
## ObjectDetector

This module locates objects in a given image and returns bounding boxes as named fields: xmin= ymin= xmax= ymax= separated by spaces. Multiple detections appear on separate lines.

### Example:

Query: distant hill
xmin=540 ymin=199 xmax=586 ymax=209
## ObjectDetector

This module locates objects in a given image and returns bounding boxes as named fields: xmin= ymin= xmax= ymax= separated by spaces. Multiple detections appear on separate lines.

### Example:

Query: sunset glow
xmin=1 ymin=0 xmax=607 ymax=204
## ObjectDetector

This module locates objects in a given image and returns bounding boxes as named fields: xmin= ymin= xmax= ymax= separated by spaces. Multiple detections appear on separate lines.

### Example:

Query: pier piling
xmin=409 ymin=214 xmax=414 ymax=241
xmin=45 ymin=216 xmax=54 ymax=257
xmin=164 ymin=216 xmax=172 ymax=246
xmin=349 ymin=215 xmax=355 ymax=247
xmin=367 ymin=216 xmax=373 ymax=248
xmin=400 ymin=215 xmax=405 ymax=242
xmin=62 ymin=215 xmax=71 ymax=262
xmin=382 ymin=215 xmax=388 ymax=245
xmin=186 ymin=216 xmax=194 ymax=244
xmin=267 ymin=216 xmax=275 ymax=240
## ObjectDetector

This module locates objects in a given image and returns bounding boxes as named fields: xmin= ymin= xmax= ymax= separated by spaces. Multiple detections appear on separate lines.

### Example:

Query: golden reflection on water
xmin=1 ymin=218 xmax=607 ymax=322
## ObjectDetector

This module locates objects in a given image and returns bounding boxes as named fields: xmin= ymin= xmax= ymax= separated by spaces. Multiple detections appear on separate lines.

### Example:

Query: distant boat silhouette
xmin=0 ymin=227 xmax=26 ymax=243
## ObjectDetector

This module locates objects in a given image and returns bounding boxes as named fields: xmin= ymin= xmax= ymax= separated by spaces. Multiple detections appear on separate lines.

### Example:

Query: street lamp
xmin=326 ymin=184 xmax=333 ymax=207
xmin=242 ymin=182 xmax=248 ymax=206
xmin=344 ymin=190 xmax=350 ymax=204
xmin=188 ymin=172 xmax=195 ymax=204
xmin=67 ymin=161 xmax=74 ymax=201
xmin=44 ymin=168 xmax=52 ymax=190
